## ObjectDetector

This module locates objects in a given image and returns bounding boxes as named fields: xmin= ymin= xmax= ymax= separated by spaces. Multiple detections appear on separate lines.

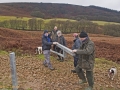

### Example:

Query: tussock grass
xmin=0 ymin=50 xmax=8 ymax=55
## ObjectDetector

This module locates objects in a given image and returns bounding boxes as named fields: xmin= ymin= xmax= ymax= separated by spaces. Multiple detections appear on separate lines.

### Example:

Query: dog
xmin=35 ymin=47 xmax=42 ymax=54
xmin=108 ymin=67 xmax=117 ymax=80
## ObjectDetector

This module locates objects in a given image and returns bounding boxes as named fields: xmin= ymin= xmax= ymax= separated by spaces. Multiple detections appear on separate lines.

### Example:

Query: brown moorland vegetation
xmin=0 ymin=28 xmax=120 ymax=90
xmin=0 ymin=54 xmax=120 ymax=90
xmin=0 ymin=27 xmax=120 ymax=62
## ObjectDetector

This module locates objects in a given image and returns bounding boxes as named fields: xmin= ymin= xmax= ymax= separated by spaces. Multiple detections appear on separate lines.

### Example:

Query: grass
xmin=0 ymin=16 xmax=76 ymax=22
xmin=36 ymin=54 xmax=59 ymax=61
xmin=0 ymin=50 xmax=8 ymax=55
xmin=95 ymin=58 xmax=118 ymax=68
xmin=92 ymin=21 xmax=120 ymax=25
xmin=36 ymin=54 xmax=45 ymax=60
xmin=45 ymin=18 xmax=76 ymax=22
xmin=0 ymin=16 xmax=31 ymax=21
xmin=95 ymin=58 xmax=113 ymax=64
xmin=94 ymin=58 xmax=120 ymax=90
xmin=1 ymin=15 xmax=120 ymax=26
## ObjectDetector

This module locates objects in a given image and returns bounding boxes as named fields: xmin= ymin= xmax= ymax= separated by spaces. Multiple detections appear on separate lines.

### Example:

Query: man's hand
xmin=53 ymin=42 xmax=58 ymax=45
xmin=72 ymin=49 xmax=77 ymax=52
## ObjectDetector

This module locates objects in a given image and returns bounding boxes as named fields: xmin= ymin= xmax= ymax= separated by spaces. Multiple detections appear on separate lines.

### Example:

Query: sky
xmin=0 ymin=0 xmax=120 ymax=11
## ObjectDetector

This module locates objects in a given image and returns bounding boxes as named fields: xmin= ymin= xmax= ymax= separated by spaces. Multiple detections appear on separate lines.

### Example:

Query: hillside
xmin=0 ymin=3 xmax=120 ymax=23
xmin=0 ymin=28 xmax=120 ymax=90
xmin=0 ymin=28 xmax=120 ymax=62
xmin=0 ymin=28 xmax=42 ymax=55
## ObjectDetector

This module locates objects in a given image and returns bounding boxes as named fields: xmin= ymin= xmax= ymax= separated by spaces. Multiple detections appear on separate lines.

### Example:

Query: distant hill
xmin=0 ymin=3 xmax=120 ymax=23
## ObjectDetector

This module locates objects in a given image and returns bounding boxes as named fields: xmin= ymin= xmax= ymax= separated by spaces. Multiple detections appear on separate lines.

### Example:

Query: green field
xmin=45 ymin=18 xmax=76 ymax=22
xmin=92 ymin=21 xmax=120 ymax=25
xmin=0 ymin=15 xmax=120 ymax=25
xmin=0 ymin=16 xmax=76 ymax=22
xmin=0 ymin=16 xmax=31 ymax=21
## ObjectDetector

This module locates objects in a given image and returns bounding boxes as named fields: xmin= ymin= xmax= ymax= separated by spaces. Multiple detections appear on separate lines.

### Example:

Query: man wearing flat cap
xmin=72 ymin=31 xmax=95 ymax=90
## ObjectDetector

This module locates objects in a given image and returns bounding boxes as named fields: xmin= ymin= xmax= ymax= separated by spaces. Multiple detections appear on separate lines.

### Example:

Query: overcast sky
xmin=0 ymin=0 xmax=120 ymax=11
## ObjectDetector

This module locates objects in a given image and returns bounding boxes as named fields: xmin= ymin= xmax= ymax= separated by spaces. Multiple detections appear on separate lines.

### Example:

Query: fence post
xmin=9 ymin=52 xmax=18 ymax=90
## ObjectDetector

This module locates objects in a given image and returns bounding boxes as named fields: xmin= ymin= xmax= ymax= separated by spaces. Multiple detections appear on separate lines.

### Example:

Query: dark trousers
xmin=53 ymin=45 xmax=56 ymax=51
xmin=56 ymin=47 xmax=64 ymax=60
xmin=75 ymin=65 xmax=94 ymax=88
xmin=73 ymin=56 xmax=78 ymax=67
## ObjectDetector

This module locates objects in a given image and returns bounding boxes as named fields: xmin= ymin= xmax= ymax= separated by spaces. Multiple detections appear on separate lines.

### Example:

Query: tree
xmin=44 ymin=19 xmax=57 ymax=31
xmin=31 ymin=11 xmax=45 ymax=18
xmin=28 ymin=18 xmax=37 ymax=30
xmin=0 ymin=20 xmax=9 ymax=28
xmin=37 ymin=19 xmax=44 ymax=30
xmin=21 ymin=20 xmax=27 ymax=30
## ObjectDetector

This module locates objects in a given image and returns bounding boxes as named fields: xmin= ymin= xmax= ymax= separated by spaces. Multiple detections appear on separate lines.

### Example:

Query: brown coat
xmin=50 ymin=30 xmax=58 ymax=41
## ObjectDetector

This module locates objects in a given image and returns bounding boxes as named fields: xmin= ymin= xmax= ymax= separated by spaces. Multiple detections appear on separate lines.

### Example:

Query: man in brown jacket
xmin=50 ymin=26 xmax=58 ymax=51
xmin=72 ymin=31 xmax=95 ymax=90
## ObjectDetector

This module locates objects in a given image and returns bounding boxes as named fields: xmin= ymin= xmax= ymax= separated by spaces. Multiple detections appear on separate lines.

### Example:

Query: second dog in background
xmin=108 ymin=67 xmax=117 ymax=80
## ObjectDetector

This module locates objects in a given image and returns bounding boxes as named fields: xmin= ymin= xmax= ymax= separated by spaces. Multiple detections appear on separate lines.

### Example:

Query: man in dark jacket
xmin=42 ymin=30 xmax=57 ymax=70
xmin=72 ymin=31 xmax=95 ymax=90
xmin=55 ymin=30 xmax=66 ymax=62
xmin=71 ymin=33 xmax=81 ymax=73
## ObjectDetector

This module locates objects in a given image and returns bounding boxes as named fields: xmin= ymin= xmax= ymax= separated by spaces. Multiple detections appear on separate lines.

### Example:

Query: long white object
xmin=50 ymin=43 xmax=75 ymax=57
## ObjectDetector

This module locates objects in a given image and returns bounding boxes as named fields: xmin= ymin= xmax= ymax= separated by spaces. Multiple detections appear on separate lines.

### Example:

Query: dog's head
xmin=108 ymin=67 xmax=116 ymax=74
xmin=108 ymin=69 xmax=114 ymax=75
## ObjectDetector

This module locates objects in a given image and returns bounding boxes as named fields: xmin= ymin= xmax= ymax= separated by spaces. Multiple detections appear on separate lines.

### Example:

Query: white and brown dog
xmin=108 ymin=67 xmax=117 ymax=80
xmin=35 ymin=47 xmax=42 ymax=54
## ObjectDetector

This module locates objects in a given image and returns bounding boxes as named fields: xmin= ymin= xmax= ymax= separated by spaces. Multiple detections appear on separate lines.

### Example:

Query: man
xmin=72 ymin=31 xmax=95 ymax=90
xmin=50 ymin=26 xmax=58 ymax=51
xmin=42 ymin=30 xmax=58 ymax=70
xmin=71 ymin=33 xmax=81 ymax=73
xmin=55 ymin=30 xmax=66 ymax=62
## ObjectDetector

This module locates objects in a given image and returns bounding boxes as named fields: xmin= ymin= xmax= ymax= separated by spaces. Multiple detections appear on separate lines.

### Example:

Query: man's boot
xmin=86 ymin=71 xmax=94 ymax=89
xmin=71 ymin=69 xmax=76 ymax=73
xmin=71 ymin=67 xmax=77 ymax=73
xmin=43 ymin=63 xmax=47 ymax=67
xmin=59 ymin=57 xmax=64 ymax=62
xmin=79 ymin=80 xmax=87 ymax=84
xmin=48 ymin=63 xmax=55 ymax=70
xmin=85 ymin=86 xmax=93 ymax=90
xmin=49 ymin=67 xmax=55 ymax=70
xmin=43 ymin=61 xmax=47 ymax=67
xmin=57 ymin=56 xmax=61 ymax=60
xmin=75 ymin=67 xmax=87 ymax=84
